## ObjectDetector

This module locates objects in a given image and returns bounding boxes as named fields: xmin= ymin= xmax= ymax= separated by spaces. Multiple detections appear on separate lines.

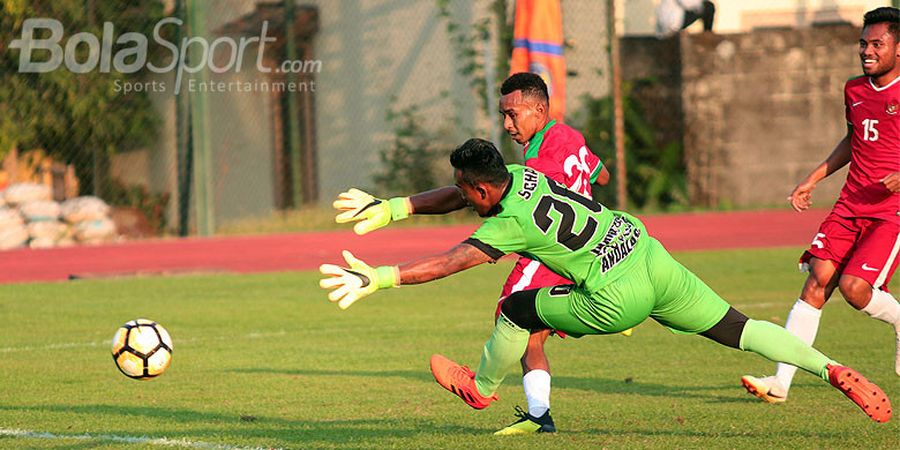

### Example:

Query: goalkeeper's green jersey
xmin=465 ymin=164 xmax=649 ymax=293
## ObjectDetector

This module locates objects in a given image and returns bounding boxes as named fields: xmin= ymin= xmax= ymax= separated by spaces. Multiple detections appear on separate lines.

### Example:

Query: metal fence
xmin=1 ymin=0 xmax=615 ymax=241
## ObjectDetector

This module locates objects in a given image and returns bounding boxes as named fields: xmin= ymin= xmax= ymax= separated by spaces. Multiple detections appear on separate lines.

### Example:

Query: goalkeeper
xmin=320 ymin=138 xmax=892 ymax=424
xmin=333 ymin=73 xmax=615 ymax=435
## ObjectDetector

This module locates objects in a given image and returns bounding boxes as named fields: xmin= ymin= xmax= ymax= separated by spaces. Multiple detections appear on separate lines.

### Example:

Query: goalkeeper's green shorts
xmin=534 ymin=238 xmax=730 ymax=337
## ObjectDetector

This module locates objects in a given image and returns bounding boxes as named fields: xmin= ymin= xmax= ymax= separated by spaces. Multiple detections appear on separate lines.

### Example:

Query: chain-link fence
xmin=0 ymin=0 xmax=615 ymax=245
xmin=4 ymin=0 xmax=880 ymax=249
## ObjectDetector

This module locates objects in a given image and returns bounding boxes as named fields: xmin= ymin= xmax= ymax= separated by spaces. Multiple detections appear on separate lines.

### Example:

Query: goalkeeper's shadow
xmin=229 ymin=367 xmax=433 ymax=382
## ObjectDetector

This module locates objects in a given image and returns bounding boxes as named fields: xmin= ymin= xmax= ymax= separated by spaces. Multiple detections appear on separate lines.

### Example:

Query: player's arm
xmin=333 ymin=186 xmax=467 ymax=235
xmin=789 ymin=131 xmax=852 ymax=212
xmin=397 ymin=242 xmax=493 ymax=284
xmin=593 ymin=165 xmax=611 ymax=186
xmin=318 ymin=243 xmax=493 ymax=309
xmin=408 ymin=186 xmax=468 ymax=214
xmin=582 ymin=143 xmax=609 ymax=187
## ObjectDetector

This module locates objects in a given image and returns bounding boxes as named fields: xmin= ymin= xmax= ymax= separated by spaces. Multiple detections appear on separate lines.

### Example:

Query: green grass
xmin=1 ymin=246 xmax=897 ymax=449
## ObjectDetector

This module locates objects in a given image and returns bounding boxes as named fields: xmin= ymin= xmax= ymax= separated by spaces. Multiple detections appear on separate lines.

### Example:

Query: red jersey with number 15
xmin=836 ymin=75 xmax=900 ymax=224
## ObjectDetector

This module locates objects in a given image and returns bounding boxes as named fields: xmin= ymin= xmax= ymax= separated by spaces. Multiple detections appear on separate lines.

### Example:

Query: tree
xmin=0 ymin=0 xmax=165 ymax=195
xmin=571 ymin=80 xmax=688 ymax=211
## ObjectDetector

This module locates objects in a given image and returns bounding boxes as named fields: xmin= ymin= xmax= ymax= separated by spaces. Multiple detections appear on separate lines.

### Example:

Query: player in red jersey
xmin=332 ymin=73 xmax=610 ymax=433
xmin=742 ymin=7 xmax=900 ymax=404
xmin=491 ymin=73 xmax=610 ymax=434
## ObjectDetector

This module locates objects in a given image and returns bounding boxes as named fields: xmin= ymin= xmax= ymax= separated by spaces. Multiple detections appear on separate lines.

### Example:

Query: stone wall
xmin=117 ymin=0 xmax=613 ymax=229
xmin=624 ymin=24 xmax=860 ymax=208
xmin=681 ymin=24 xmax=859 ymax=207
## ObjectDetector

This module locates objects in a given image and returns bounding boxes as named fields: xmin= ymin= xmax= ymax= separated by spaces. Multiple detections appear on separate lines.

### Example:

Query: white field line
xmin=0 ymin=427 xmax=281 ymax=450
xmin=0 ymin=330 xmax=288 ymax=354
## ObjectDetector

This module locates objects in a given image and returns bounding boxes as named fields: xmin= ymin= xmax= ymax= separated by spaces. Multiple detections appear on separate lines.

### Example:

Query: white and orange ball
xmin=111 ymin=319 xmax=173 ymax=380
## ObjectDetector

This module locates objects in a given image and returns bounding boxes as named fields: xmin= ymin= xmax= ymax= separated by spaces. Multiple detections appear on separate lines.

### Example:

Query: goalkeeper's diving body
xmin=319 ymin=138 xmax=892 ymax=424
xmin=335 ymin=73 xmax=618 ymax=435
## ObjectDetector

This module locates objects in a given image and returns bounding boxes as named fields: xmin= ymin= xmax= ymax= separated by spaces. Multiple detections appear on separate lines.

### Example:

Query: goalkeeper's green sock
xmin=474 ymin=313 xmax=529 ymax=396
xmin=739 ymin=319 xmax=836 ymax=381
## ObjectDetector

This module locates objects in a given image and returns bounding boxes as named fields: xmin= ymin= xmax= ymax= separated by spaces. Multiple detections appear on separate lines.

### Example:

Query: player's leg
xmin=762 ymin=257 xmax=840 ymax=400
xmin=519 ymin=329 xmax=552 ymax=413
xmin=496 ymin=258 xmax=564 ymax=430
xmin=700 ymin=0 xmax=715 ymax=31
xmin=863 ymin=286 xmax=900 ymax=377
xmin=476 ymin=288 xmax=562 ymax=398
xmin=756 ymin=215 xmax=852 ymax=400
xmin=644 ymin=237 xmax=834 ymax=376
xmin=494 ymin=268 xmax=645 ymax=434
xmin=432 ymin=288 xmax=549 ymax=410
xmin=701 ymin=305 xmax=893 ymax=422
xmin=643 ymin=237 xmax=891 ymax=421
xmin=432 ymin=284 xmax=628 ymax=410
xmin=837 ymin=220 xmax=900 ymax=375
xmin=494 ymin=329 xmax=557 ymax=435
xmin=840 ymin=274 xmax=900 ymax=376
xmin=492 ymin=281 xmax=646 ymax=384
xmin=681 ymin=0 xmax=715 ymax=32
xmin=698 ymin=307 xmax=834 ymax=380
xmin=432 ymin=256 xmax=537 ymax=411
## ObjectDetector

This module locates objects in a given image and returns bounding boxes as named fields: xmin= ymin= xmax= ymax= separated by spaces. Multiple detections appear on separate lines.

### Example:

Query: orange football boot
xmin=827 ymin=364 xmax=892 ymax=423
xmin=430 ymin=354 xmax=498 ymax=410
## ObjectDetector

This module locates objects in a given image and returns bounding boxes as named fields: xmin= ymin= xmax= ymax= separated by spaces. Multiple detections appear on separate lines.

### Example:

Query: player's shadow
xmin=573 ymin=425 xmax=845 ymax=439
xmin=228 ymin=367 xmax=826 ymax=404
xmin=550 ymin=376 xmax=826 ymax=404
xmin=0 ymin=403 xmax=486 ymax=444
xmin=229 ymin=367 xmax=434 ymax=382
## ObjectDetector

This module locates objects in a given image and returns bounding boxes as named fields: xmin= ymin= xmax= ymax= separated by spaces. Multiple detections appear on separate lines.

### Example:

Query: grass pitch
xmin=1 ymin=246 xmax=897 ymax=449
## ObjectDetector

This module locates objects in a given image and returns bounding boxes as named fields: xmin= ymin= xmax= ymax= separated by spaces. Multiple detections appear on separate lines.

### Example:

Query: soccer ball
xmin=111 ymin=319 xmax=173 ymax=380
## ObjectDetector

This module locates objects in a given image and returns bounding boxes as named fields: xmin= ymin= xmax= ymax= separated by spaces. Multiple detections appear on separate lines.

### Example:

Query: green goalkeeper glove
xmin=319 ymin=250 xmax=399 ymax=310
xmin=333 ymin=188 xmax=411 ymax=235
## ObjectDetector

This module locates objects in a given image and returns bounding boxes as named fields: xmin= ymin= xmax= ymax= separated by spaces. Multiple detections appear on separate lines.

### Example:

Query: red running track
xmin=0 ymin=208 xmax=829 ymax=284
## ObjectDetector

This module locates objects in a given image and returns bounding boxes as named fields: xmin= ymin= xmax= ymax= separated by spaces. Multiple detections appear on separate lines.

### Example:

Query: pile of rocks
xmin=0 ymin=183 xmax=117 ymax=250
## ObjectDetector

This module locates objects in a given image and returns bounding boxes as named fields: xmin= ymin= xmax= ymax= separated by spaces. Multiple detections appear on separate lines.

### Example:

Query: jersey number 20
xmin=533 ymin=181 xmax=603 ymax=251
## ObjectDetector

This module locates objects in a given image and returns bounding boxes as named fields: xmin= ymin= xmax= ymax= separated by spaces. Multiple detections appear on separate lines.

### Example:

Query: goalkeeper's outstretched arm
xmin=397 ymin=242 xmax=492 ymax=284
xmin=408 ymin=186 xmax=467 ymax=214
xmin=334 ymin=186 xmax=467 ymax=235
xmin=319 ymin=243 xmax=493 ymax=309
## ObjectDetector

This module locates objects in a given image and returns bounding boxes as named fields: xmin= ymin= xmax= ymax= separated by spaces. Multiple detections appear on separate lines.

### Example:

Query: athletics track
xmin=0 ymin=208 xmax=829 ymax=284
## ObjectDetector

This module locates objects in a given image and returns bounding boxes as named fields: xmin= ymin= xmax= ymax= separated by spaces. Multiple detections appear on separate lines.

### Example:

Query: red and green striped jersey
xmin=524 ymin=120 xmax=603 ymax=197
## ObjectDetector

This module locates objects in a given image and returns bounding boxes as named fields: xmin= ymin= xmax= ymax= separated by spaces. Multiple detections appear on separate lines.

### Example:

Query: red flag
xmin=510 ymin=0 xmax=566 ymax=121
